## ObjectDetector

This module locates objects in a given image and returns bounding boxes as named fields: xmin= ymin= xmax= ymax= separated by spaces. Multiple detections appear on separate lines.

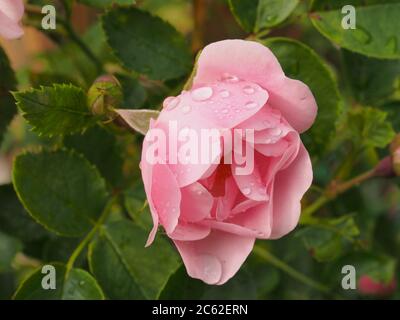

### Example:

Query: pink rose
xmin=358 ymin=275 xmax=396 ymax=296
xmin=0 ymin=0 xmax=24 ymax=39
xmin=141 ymin=40 xmax=317 ymax=285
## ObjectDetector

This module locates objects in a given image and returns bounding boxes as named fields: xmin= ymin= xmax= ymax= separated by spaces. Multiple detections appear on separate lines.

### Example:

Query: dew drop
xmin=270 ymin=128 xmax=282 ymax=136
xmin=243 ymin=86 xmax=255 ymax=95
xmin=192 ymin=87 xmax=213 ymax=101
xmin=182 ymin=105 xmax=192 ymax=114
xmin=242 ymin=187 xmax=251 ymax=195
xmin=220 ymin=90 xmax=230 ymax=98
xmin=263 ymin=120 xmax=273 ymax=128
xmin=221 ymin=108 xmax=229 ymax=114
xmin=221 ymin=73 xmax=240 ymax=83
xmin=245 ymin=101 xmax=258 ymax=109
xmin=164 ymin=96 xmax=180 ymax=110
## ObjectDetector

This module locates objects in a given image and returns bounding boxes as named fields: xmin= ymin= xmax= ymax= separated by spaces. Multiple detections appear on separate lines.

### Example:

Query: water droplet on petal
xmin=243 ymin=86 xmax=255 ymax=95
xmin=221 ymin=108 xmax=229 ymax=114
xmin=270 ymin=128 xmax=282 ymax=136
xmin=192 ymin=87 xmax=213 ymax=101
xmin=182 ymin=105 xmax=192 ymax=114
xmin=220 ymin=90 xmax=230 ymax=98
xmin=242 ymin=187 xmax=251 ymax=195
xmin=245 ymin=101 xmax=257 ymax=109
xmin=263 ymin=120 xmax=273 ymax=128
xmin=164 ymin=96 xmax=180 ymax=110
xmin=221 ymin=73 xmax=240 ymax=83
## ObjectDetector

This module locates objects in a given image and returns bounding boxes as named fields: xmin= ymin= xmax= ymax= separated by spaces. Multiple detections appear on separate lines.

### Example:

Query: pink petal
xmin=228 ymin=203 xmax=272 ymax=239
xmin=267 ymin=78 xmax=317 ymax=133
xmin=0 ymin=0 xmax=24 ymax=21
xmin=193 ymin=40 xmax=317 ymax=133
xmin=174 ymin=230 xmax=255 ymax=285
xmin=151 ymin=163 xmax=181 ymax=235
xmin=168 ymin=223 xmax=211 ymax=241
xmin=0 ymin=10 xmax=23 ymax=39
xmin=156 ymin=99 xmax=222 ymax=187
xmin=141 ymin=124 xmax=159 ymax=247
xmin=180 ymin=182 xmax=213 ymax=222
xmin=270 ymin=144 xmax=313 ymax=239
xmin=193 ymin=39 xmax=285 ymax=91
xmin=231 ymin=149 xmax=270 ymax=201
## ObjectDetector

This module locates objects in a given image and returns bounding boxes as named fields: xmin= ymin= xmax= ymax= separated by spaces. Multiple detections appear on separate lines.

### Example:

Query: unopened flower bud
xmin=87 ymin=75 xmax=123 ymax=117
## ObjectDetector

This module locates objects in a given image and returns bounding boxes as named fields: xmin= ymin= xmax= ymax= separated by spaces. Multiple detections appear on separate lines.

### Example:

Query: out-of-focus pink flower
xmin=0 ymin=0 xmax=24 ymax=39
xmin=358 ymin=275 xmax=396 ymax=296
xmin=140 ymin=40 xmax=317 ymax=285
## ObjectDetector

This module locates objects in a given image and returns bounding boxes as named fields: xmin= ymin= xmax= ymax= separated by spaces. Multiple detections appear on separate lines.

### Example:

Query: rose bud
xmin=358 ymin=275 xmax=396 ymax=297
xmin=140 ymin=40 xmax=317 ymax=285
xmin=0 ymin=0 xmax=24 ymax=39
xmin=87 ymin=75 xmax=123 ymax=117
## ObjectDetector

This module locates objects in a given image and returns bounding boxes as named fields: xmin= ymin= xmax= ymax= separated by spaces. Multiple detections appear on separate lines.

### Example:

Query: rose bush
xmin=1 ymin=1 xmax=399 ymax=300
xmin=0 ymin=0 xmax=24 ymax=39
xmin=141 ymin=40 xmax=317 ymax=284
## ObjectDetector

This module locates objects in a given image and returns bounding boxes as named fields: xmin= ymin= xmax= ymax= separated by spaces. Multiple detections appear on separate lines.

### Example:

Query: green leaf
xmin=102 ymin=7 xmax=192 ymax=80
xmin=13 ymin=84 xmax=96 ymax=137
xmin=0 ymin=185 xmax=48 ymax=242
xmin=298 ymin=215 xmax=360 ymax=262
xmin=37 ymin=23 xmax=109 ymax=86
xmin=123 ymin=188 xmax=153 ymax=230
xmin=114 ymin=109 xmax=160 ymax=135
xmin=14 ymin=263 xmax=105 ymax=300
xmin=12 ymin=149 xmax=109 ymax=237
xmin=0 ymin=232 xmax=22 ymax=273
xmin=310 ymin=0 xmax=400 ymax=59
xmin=88 ymin=220 xmax=181 ymax=299
xmin=0 ymin=47 xmax=17 ymax=143
xmin=262 ymin=38 xmax=342 ymax=156
xmin=229 ymin=0 xmax=299 ymax=32
xmin=63 ymin=125 xmax=123 ymax=186
xmin=342 ymin=49 xmax=400 ymax=106
xmin=78 ymin=0 xmax=134 ymax=8
xmin=346 ymin=107 xmax=395 ymax=149
xmin=118 ymin=75 xmax=147 ymax=109
xmin=160 ymin=265 xmax=258 ymax=300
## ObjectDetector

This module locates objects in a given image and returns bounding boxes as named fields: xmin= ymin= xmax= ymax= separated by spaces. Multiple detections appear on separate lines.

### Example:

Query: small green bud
xmin=87 ymin=75 xmax=123 ymax=117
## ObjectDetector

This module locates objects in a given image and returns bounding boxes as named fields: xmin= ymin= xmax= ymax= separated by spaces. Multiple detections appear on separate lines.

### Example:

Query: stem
xmin=302 ymin=169 xmax=376 ymax=219
xmin=25 ymin=4 xmax=103 ymax=73
xmin=65 ymin=198 xmax=115 ymax=278
xmin=253 ymin=245 xmax=330 ymax=294
xmin=59 ymin=20 xmax=103 ymax=73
